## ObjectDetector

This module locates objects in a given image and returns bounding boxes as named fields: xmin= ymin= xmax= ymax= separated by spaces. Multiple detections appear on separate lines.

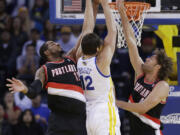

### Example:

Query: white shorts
xmin=86 ymin=102 xmax=121 ymax=135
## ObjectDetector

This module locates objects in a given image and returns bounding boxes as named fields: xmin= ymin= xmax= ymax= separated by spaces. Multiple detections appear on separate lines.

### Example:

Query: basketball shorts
xmin=46 ymin=111 xmax=87 ymax=135
xmin=86 ymin=102 xmax=121 ymax=135
xmin=128 ymin=112 xmax=163 ymax=135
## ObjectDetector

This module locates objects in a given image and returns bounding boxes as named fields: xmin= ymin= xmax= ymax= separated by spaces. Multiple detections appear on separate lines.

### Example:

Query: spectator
xmin=21 ymin=28 xmax=44 ymax=56
xmin=71 ymin=25 xmax=82 ymax=43
xmin=0 ymin=104 xmax=13 ymax=135
xmin=0 ymin=0 xmax=11 ymax=32
xmin=11 ymin=16 xmax=28 ymax=55
xmin=111 ymin=48 xmax=133 ymax=101
xmin=95 ymin=24 xmax=107 ymax=39
xmin=41 ymin=20 xmax=56 ymax=41
xmin=31 ymin=94 xmax=50 ymax=132
xmin=8 ymin=0 xmax=36 ymax=16
xmin=57 ymin=26 xmax=76 ymax=53
xmin=14 ymin=91 xmax=32 ymax=111
xmin=31 ymin=0 xmax=48 ymax=32
xmin=18 ymin=6 xmax=35 ymax=36
xmin=14 ymin=109 xmax=44 ymax=135
xmin=4 ymin=0 xmax=17 ymax=15
xmin=3 ymin=92 xmax=21 ymax=125
xmin=17 ymin=44 xmax=39 ymax=82
xmin=0 ymin=30 xmax=17 ymax=78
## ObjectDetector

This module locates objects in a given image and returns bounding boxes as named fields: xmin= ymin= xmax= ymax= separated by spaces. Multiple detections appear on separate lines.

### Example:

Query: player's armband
xmin=26 ymin=80 xmax=42 ymax=99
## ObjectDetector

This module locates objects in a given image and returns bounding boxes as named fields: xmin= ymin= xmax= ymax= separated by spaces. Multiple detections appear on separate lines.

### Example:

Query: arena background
xmin=0 ymin=0 xmax=180 ymax=135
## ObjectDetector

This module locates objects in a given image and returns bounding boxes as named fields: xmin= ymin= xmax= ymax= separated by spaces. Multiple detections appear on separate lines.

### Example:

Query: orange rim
xmin=109 ymin=2 xmax=151 ymax=21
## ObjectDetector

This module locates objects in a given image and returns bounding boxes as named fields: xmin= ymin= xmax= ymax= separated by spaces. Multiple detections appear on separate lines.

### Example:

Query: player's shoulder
xmin=157 ymin=80 xmax=169 ymax=87
xmin=155 ymin=80 xmax=170 ymax=91
xmin=62 ymin=56 xmax=76 ymax=64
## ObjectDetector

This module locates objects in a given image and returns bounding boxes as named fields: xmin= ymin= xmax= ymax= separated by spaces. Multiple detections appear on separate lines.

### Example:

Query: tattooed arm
xmin=6 ymin=67 xmax=45 ymax=99
xmin=34 ymin=66 xmax=45 ymax=86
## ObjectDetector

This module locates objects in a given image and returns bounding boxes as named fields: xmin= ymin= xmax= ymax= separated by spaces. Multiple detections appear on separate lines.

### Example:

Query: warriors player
xmin=116 ymin=0 xmax=173 ymax=135
xmin=77 ymin=0 xmax=121 ymax=135
xmin=6 ymin=0 xmax=99 ymax=135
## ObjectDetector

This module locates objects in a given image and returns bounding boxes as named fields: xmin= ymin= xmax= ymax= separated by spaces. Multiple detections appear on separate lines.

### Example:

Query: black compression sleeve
xmin=26 ymin=80 xmax=43 ymax=99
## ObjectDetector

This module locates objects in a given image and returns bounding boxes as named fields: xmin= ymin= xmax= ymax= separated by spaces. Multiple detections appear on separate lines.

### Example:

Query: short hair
xmin=154 ymin=49 xmax=173 ymax=80
xmin=31 ymin=28 xmax=40 ymax=34
xmin=26 ymin=43 xmax=35 ymax=50
xmin=39 ymin=42 xmax=48 ymax=60
xmin=81 ymin=33 xmax=102 ymax=55
xmin=19 ymin=109 xmax=36 ymax=124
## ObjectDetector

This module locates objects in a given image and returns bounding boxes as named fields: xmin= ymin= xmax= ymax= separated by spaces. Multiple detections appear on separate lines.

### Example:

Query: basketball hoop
xmin=109 ymin=2 xmax=150 ymax=48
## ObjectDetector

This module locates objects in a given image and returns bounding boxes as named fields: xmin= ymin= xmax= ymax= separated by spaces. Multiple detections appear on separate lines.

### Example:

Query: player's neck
xmin=48 ymin=57 xmax=63 ymax=62
xmin=83 ymin=54 xmax=96 ymax=59
xmin=144 ymin=73 xmax=158 ymax=83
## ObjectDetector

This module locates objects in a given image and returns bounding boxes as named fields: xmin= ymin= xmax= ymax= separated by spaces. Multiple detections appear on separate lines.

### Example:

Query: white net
xmin=110 ymin=3 xmax=150 ymax=48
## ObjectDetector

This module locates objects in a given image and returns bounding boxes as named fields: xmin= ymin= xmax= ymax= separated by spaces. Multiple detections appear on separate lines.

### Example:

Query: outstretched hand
xmin=6 ymin=78 xmax=28 ymax=94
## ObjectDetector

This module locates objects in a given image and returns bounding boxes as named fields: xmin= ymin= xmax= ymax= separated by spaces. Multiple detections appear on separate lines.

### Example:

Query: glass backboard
xmin=49 ymin=0 xmax=180 ymax=25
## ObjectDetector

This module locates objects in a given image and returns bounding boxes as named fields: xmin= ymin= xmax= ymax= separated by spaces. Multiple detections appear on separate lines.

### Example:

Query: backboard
xmin=49 ymin=0 xmax=180 ymax=25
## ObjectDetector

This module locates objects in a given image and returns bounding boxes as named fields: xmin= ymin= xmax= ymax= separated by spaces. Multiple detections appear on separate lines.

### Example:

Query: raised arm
xmin=117 ymin=0 xmax=143 ymax=76
xmin=97 ymin=0 xmax=117 ymax=75
xmin=66 ymin=0 xmax=99 ymax=62
xmin=6 ymin=66 xmax=45 ymax=99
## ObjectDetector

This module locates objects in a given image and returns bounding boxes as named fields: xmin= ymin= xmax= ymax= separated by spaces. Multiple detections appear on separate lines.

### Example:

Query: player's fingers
xmin=8 ymin=87 xmax=14 ymax=91
xmin=10 ymin=90 xmax=14 ymax=94
xmin=12 ymin=77 xmax=19 ymax=82
xmin=6 ymin=79 xmax=14 ymax=83
xmin=6 ymin=84 xmax=13 ymax=87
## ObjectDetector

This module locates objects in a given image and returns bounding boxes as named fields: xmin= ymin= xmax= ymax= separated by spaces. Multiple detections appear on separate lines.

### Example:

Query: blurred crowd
xmin=0 ymin=0 xmax=173 ymax=135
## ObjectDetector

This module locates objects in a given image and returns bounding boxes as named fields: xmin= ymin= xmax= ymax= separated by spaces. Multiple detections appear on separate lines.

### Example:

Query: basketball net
xmin=109 ymin=2 xmax=150 ymax=48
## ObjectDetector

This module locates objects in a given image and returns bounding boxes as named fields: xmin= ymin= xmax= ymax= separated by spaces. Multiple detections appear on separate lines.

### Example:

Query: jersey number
xmin=80 ymin=75 xmax=95 ymax=90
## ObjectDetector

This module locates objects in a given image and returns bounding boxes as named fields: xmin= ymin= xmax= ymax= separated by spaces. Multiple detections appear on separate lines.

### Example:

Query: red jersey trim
xmin=47 ymin=59 xmax=65 ymax=64
xmin=129 ymin=95 xmax=134 ymax=103
xmin=129 ymin=94 xmax=161 ymax=125
xmin=46 ymin=82 xmax=84 ymax=94
xmin=144 ymin=77 xmax=155 ymax=84
xmin=142 ymin=114 xmax=161 ymax=125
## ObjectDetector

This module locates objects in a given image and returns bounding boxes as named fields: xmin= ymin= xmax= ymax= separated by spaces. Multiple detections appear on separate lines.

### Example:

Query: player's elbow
xmin=138 ymin=109 xmax=147 ymax=115
xmin=137 ymin=106 xmax=149 ymax=114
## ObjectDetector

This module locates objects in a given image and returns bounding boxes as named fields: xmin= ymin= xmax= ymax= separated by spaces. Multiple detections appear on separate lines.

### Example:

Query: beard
xmin=50 ymin=50 xmax=63 ymax=58
xmin=142 ymin=63 xmax=152 ymax=74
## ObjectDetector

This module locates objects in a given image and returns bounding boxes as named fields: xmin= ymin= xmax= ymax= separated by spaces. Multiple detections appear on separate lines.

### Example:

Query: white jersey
xmin=77 ymin=56 xmax=121 ymax=135
xmin=77 ymin=56 xmax=115 ymax=104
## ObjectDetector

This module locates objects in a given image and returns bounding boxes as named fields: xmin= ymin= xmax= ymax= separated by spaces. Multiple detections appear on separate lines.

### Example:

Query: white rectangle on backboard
xmin=56 ymin=0 xmax=61 ymax=19
xmin=148 ymin=0 xmax=161 ymax=12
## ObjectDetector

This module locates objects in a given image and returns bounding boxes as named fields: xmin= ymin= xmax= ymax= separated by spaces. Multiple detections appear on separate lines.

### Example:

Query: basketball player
xmin=77 ymin=0 xmax=121 ymax=135
xmin=116 ymin=0 xmax=173 ymax=135
xmin=6 ymin=0 xmax=99 ymax=135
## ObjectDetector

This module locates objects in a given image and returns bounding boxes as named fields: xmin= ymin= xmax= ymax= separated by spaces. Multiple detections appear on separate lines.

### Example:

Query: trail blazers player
xmin=116 ymin=0 xmax=173 ymax=135
xmin=6 ymin=0 xmax=99 ymax=134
